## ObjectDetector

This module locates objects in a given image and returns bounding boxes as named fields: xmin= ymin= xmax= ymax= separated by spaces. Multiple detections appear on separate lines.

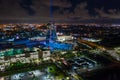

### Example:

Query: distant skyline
xmin=0 ymin=0 xmax=120 ymax=24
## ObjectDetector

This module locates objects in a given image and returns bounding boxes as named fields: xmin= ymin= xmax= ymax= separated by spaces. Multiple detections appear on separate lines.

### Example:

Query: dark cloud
xmin=19 ymin=0 xmax=35 ymax=15
xmin=44 ymin=0 xmax=71 ymax=8
xmin=0 ymin=0 xmax=120 ymax=23
xmin=95 ymin=8 xmax=120 ymax=19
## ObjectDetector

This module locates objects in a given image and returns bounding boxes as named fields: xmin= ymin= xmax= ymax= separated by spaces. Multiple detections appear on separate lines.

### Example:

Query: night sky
xmin=0 ymin=0 xmax=120 ymax=23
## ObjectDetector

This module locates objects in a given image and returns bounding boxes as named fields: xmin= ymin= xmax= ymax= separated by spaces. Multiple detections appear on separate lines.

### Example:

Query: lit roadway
xmin=77 ymin=38 xmax=106 ymax=51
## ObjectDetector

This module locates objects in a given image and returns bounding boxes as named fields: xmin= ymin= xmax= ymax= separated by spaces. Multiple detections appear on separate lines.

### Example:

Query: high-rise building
xmin=39 ymin=22 xmax=73 ymax=51
xmin=46 ymin=22 xmax=57 ymax=44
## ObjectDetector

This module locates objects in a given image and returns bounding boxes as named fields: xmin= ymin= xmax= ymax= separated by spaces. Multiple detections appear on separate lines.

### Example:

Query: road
xmin=78 ymin=38 xmax=106 ymax=51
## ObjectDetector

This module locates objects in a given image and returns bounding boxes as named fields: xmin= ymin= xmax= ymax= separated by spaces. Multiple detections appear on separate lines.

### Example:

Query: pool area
xmin=0 ymin=48 xmax=34 ymax=57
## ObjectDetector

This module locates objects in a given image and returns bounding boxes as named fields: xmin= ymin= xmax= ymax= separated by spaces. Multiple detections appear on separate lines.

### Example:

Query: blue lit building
xmin=40 ymin=22 xmax=73 ymax=51
xmin=46 ymin=22 xmax=57 ymax=44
